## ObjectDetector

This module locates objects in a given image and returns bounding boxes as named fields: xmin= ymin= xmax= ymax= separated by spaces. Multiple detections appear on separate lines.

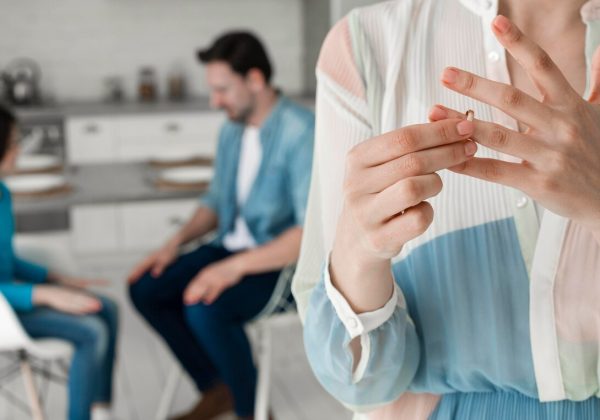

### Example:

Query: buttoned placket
xmin=461 ymin=0 xmax=542 ymax=272
xmin=460 ymin=0 xmax=600 ymax=403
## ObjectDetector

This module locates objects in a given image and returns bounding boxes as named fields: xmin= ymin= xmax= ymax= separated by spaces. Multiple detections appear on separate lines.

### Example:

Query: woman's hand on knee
xmin=33 ymin=285 xmax=102 ymax=315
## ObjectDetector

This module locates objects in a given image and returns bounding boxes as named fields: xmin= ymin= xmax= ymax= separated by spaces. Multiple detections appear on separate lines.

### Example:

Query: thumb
xmin=587 ymin=45 xmax=600 ymax=103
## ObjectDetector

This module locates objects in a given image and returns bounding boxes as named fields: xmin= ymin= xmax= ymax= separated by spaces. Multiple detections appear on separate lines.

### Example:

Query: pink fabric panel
xmin=366 ymin=393 xmax=440 ymax=420
xmin=317 ymin=17 xmax=366 ymax=100
xmin=554 ymin=222 xmax=600 ymax=342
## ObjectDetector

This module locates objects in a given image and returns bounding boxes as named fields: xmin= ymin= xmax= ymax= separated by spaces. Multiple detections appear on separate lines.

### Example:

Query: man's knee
xmin=128 ymin=272 xmax=159 ymax=311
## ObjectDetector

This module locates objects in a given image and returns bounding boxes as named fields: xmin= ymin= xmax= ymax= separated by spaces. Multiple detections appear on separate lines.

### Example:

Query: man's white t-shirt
xmin=222 ymin=126 xmax=262 ymax=251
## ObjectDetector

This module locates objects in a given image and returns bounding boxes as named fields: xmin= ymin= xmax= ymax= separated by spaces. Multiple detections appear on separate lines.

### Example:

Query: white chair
xmin=155 ymin=265 xmax=297 ymax=420
xmin=0 ymin=293 xmax=73 ymax=420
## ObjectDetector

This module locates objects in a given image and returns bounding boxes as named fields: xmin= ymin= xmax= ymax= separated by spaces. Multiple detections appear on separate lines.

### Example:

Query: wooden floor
xmin=0 ymin=232 xmax=352 ymax=420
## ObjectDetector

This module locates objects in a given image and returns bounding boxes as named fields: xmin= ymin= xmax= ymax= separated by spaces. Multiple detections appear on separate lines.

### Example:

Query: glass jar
xmin=138 ymin=67 xmax=157 ymax=102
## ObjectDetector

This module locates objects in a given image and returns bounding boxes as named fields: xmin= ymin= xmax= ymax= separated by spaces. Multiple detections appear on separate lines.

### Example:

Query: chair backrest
xmin=251 ymin=265 xmax=297 ymax=322
xmin=0 ymin=292 xmax=32 ymax=352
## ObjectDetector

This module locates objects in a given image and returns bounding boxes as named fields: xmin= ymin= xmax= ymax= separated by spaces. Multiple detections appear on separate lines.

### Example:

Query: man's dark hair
xmin=0 ymin=105 xmax=16 ymax=162
xmin=197 ymin=32 xmax=273 ymax=84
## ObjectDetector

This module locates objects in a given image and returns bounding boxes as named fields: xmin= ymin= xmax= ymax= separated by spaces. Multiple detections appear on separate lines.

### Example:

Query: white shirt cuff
xmin=323 ymin=255 xmax=401 ymax=340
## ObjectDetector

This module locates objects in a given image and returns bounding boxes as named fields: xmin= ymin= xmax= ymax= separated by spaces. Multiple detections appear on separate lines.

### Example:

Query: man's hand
xmin=435 ymin=15 xmax=600 ymax=233
xmin=127 ymin=241 xmax=179 ymax=284
xmin=33 ymin=285 xmax=102 ymax=315
xmin=183 ymin=257 xmax=245 ymax=306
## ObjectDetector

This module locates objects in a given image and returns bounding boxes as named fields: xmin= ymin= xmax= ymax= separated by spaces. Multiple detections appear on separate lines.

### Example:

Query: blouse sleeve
xmin=292 ymin=14 xmax=421 ymax=411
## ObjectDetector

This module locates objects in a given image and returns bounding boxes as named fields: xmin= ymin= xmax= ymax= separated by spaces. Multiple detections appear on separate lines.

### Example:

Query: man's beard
xmin=226 ymin=94 xmax=256 ymax=124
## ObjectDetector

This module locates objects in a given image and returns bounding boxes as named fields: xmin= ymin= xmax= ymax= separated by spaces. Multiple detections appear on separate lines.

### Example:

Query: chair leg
xmin=155 ymin=362 xmax=182 ymax=420
xmin=254 ymin=321 xmax=272 ymax=420
xmin=19 ymin=352 xmax=45 ymax=420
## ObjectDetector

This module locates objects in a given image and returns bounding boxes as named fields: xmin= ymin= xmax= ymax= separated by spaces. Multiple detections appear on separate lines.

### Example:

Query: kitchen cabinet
xmin=119 ymin=199 xmax=197 ymax=251
xmin=70 ymin=204 xmax=120 ymax=253
xmin=116 ymin=112 xmax=222 ymax=161
xmin=66 ymin=111 xmax=223 ymax=164
xmin=70 ymin=199 xmax=198 ymax=254
xmin=66 ymin=117 xmax=118 ymax=164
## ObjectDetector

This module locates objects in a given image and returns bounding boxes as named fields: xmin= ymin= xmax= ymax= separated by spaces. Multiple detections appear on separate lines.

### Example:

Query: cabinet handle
xmin=165 ymin=123 xmax=180 ymax=133
xmin=84 ymin=124 xmax=100 ymax=134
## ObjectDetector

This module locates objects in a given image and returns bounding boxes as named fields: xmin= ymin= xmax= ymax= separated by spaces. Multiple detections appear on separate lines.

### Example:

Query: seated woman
xmin=0 ymin=106 xmax=119 ymax=420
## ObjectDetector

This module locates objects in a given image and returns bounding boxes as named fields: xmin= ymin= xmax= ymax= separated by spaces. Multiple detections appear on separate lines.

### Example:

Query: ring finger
xmin=369 ymin=174 xmax=443 ymax=223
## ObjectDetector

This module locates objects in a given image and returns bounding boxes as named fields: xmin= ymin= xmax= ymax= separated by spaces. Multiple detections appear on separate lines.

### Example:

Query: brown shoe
xmin=170 ymin=382 xmax=234 ymax=420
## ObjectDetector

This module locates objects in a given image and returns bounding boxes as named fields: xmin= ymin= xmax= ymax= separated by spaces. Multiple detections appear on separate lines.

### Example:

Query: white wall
xmin=0 ymin=0 xmax=305 ymax=102
xmin=303 ymin=0 xmax=330 ymax=93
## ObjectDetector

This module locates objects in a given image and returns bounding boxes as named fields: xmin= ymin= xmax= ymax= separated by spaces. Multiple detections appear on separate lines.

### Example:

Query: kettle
xmin=1 ymin=58 xmax=42 ymax=106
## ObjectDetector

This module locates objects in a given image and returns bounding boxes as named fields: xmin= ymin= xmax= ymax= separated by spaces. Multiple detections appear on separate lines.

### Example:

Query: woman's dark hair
xmin=0 ymin=105 xmax=16 ymax=162
xmin=197 ymin=31 xmax=273 ymax=84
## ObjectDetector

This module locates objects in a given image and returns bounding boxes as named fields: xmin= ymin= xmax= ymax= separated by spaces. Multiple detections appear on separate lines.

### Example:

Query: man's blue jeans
xmin=18 ymin=295 xmax=119 ymax=420
xmin=129 ymin=244 xmax=280 ymax=417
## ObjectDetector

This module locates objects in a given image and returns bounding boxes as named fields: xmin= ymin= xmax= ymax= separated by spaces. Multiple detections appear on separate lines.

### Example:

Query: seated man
xmin=128 ymin=32 xmax=314 ymax=420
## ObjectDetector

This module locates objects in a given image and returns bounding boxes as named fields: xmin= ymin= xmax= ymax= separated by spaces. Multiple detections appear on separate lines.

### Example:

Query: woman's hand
xmin=435 ymin=15 xmax=600 ymax=236
xmin=48 ymin=272 xmax=109 ymax=289
xmin=330 ymin=118 xmax=477 ymax=312
xmin=33 ymin=285 xmax=102 ymax=315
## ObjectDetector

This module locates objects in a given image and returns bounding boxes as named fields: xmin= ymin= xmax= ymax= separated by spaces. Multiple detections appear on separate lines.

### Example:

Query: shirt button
xmin=488 ymin=51 xmax=500 ymax=62
xmin=516 ymin=196 xmax=529 ymax=209
xmin=346 ymin=318 xmax=358 ymax=329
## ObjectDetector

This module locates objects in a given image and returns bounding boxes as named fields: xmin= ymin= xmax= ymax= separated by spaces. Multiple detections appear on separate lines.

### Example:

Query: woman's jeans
xmin=18 ymin=294 xmax=119 ymax=420
xmin=129 ymin=244 xmax=281 ymax=417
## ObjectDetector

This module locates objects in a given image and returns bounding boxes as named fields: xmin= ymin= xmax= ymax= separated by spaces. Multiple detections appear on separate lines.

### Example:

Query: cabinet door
xmin=119 ymin=199 xmax=198 ymax=251
xmin=116 ymin=112 xmax=222 ymax=161
xmin=70 ymin=204 xmax=120 ymax=254
xmin=66 ymin=117 xmax=118 ymax=164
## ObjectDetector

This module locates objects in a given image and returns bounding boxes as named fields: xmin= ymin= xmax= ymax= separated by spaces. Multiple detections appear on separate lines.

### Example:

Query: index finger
xmin=351 ymin=118 xmax=474 ymax=167
xmin=491 ymin=15 xmax=577 ymax=103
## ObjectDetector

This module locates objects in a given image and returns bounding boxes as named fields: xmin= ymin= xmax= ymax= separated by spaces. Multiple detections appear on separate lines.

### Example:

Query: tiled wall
xmin=0 ymin=0 xmax=305 ymax=102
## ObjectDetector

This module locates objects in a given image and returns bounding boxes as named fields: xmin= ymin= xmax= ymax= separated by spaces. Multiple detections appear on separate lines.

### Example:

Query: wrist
xmin=331 ymin=227 xmax=395 ymax=313
xmin=229 ymin=254 xmax=249 ymax=277
xmin=32 ymin=285 xmax=51 ymax=305
xmin=166 ymin=235 xmax=183 ymax=249
xmin=333 ymin=210 xmax=392 ymax=274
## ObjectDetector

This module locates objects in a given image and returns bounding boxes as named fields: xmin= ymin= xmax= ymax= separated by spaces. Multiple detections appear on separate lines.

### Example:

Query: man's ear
xmin=246 ymin=68 xmax=267 ymax=92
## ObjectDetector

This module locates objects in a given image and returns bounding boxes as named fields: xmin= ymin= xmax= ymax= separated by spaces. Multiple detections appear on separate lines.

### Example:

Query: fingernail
xmin=465 ymin=141 xmax=477 ymax=156
xmin=493 ymin=15 xmax=510 ymax=34
xmin=429 ymin=106 xmax=448 ymax=120
xmin=442 ymin=68 xmax=459 ymax=84
xmin=456 ymin=120 xmax=473 ymax=135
